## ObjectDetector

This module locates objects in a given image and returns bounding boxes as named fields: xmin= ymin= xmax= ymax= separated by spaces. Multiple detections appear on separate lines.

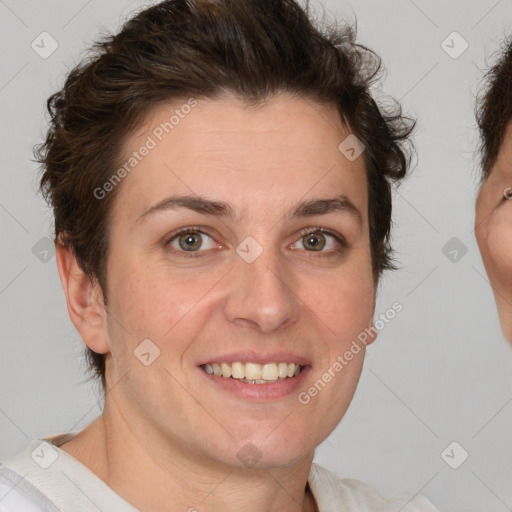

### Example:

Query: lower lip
xmin=198 ymin=366 xmax=311 ymax=401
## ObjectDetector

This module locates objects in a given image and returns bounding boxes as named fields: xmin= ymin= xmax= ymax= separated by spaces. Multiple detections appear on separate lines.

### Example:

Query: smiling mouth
xmin=201 ymin=362 xmax=304 ymax=384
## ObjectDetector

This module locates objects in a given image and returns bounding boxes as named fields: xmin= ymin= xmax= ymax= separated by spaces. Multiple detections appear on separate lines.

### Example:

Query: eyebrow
xmin=135 ymin=194 xmax=362 ymax=226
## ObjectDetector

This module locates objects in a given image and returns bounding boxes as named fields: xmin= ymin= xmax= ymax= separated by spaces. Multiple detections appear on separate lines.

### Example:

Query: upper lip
xmin=197 ymin=350 xmax=311 ymax=367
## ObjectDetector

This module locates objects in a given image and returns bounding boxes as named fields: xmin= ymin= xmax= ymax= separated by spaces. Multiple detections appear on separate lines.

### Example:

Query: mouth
xmin=201 ymin=361 xmax=304 ymax=384
xmin=198 ymin=356 xmax=310 ymax=400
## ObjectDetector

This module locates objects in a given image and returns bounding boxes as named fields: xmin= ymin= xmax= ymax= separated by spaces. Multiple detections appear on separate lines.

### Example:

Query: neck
xmin=59 ymin=400 xmax=317 ymax=512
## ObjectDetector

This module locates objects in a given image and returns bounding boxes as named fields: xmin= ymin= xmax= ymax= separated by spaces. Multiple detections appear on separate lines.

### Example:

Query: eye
xmin=166 ymin=228 xmax=217 ymax=255
xmin=291 ymin=228 xmax=346 ymax=254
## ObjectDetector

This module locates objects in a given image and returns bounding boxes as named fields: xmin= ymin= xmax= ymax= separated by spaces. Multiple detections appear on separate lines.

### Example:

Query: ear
xmin=56 ymin=244 xmax=110 ymax=355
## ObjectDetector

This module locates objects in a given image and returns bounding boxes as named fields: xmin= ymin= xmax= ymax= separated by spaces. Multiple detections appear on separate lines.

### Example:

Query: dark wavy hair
xmin=35 ymin=0 xmax=415 ymax=389
xmin=476 ymin=38 xmax=512 ymax=180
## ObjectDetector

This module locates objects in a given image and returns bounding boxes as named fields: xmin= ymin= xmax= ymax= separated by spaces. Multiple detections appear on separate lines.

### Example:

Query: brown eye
xmin=168 ymin=230 xmax=216 ymax=253
xmin=302 ymin=232 xmax=327 ymax=251
xmin=179 ymin=232 xmax=202 ymax=251
xmin=292 ymin=229 xmax=345 ymax=255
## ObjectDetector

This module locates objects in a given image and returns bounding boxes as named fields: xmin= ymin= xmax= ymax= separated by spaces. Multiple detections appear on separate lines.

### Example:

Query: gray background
xmin=1 ymin=1 xmax=512 ymax=510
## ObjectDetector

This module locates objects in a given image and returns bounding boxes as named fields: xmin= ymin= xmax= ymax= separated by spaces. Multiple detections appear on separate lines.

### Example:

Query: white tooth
xmin=221 ymin=363 xmax=232 ymax=378
xmin=214 ymin=361 xmax=302 ymax=381
xmin=278 ymin=362 xmax=288 ymax=379
xmin=232 ymin=362 xmax=244 ymax=379
xmin=245 ymin=363 xmax=262 ymax=380
xmin=262 ymin=363 xmax=278 ymax=380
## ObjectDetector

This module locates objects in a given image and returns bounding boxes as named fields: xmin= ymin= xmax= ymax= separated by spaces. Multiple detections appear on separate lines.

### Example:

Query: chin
xmin=211 ymin=429 xmax=318 ymax=471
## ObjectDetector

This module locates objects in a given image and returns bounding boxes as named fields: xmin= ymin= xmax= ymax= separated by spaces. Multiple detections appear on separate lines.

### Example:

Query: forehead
xmin=112 ymin=93 xmax=368 ymax=222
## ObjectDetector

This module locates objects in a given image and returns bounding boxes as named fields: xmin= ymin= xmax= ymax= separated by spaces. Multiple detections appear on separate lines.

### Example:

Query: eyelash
xmin=164 ymin=226 xmax=347 ymax=259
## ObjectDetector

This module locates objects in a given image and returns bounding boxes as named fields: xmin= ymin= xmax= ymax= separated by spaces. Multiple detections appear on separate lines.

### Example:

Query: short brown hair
xmin=36 ymin=0 xmax=414 ymax=389
xmin=476 ymin=38 xmax=512 ymax=180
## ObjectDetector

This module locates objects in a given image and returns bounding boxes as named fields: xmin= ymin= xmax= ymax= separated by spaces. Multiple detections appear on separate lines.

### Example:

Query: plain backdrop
xmin=1 ymin=1 xmax=512 ymax=510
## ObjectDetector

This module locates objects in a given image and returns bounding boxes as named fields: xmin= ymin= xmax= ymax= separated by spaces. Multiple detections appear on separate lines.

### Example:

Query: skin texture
xmin=56 ymin=92 xmax=377 ymax=512
xmin=476 ymin=120 xmax=512 ymax=344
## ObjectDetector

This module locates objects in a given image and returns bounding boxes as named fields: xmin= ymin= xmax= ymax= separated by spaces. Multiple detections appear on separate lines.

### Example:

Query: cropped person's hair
xmin=36 ymin=0 xmax=414 ymax=390
xmin=476 ymin=38 xmax=512 ymax=180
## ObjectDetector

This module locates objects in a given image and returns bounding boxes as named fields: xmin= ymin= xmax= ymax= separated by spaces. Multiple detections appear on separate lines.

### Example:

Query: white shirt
xmin=0 ymin=434 xmax=438 ymax=512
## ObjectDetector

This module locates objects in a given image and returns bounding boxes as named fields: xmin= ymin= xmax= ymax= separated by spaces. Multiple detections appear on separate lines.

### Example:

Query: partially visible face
xmin=100 ymin=93 xmax=377 ymax=469
xmin=475 ymin=120 xmax=512 ymax=343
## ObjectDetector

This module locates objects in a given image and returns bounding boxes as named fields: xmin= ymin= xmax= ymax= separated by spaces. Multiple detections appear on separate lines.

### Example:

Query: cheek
xmin=476 ymin=206 xmax=512 ymax=341
xmin=305 ymin=266 xmax=375 ymax=338
xmin=108 ymin=260 xmax=217 ymax=331
xmin=104 ymin=260 xmax=233 ymax=383
xmin=477 ymin=207 xmax=512 ymax=282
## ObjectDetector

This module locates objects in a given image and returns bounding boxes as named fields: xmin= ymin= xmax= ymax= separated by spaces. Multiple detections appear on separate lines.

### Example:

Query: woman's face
xmin=475 ymin=120 xmax=512 ymax=343
xmin=97 ymin=93 xmax=376 ymax=469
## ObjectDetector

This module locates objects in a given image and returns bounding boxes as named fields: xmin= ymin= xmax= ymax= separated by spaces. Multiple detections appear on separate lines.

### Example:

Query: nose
xmin=223 ymin=245 xmax=301 ymax=334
